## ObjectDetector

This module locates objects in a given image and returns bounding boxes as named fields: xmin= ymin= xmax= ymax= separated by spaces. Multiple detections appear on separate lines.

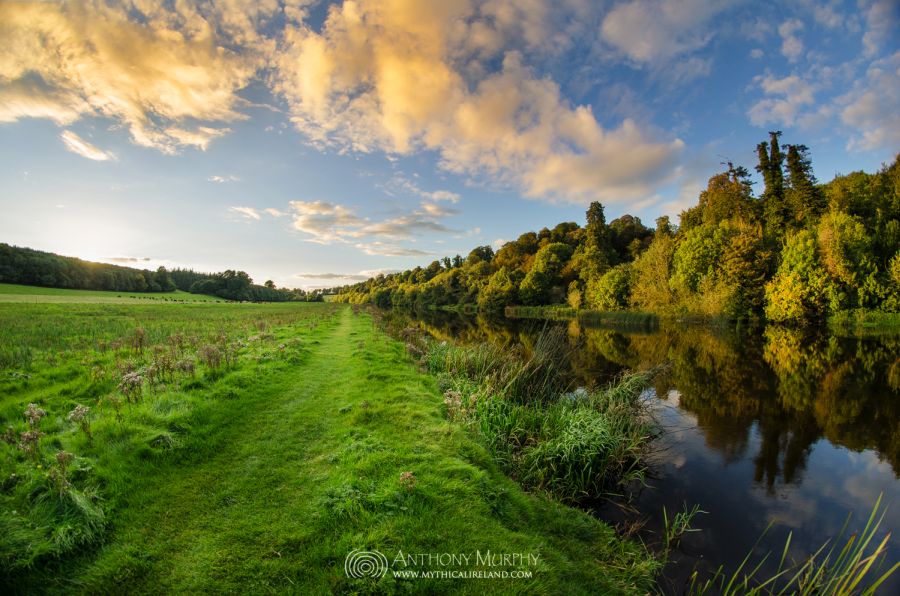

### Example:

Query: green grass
xmin=0 ymin=283 xmax=223 ymax=303
xmin=1 ymin=303 xmax=657 ymax=593
xmin=405 ymin=321 xmax=657 ymax=503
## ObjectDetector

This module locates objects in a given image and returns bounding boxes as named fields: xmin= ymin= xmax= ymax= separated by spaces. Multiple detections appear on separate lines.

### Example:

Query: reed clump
xmin=410 ymin=325 xmax=657 ymax=502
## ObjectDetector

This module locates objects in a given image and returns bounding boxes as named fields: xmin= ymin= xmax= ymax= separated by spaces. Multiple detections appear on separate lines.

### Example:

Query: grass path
xmin=24 ymin=307 xmax=655 ymax=594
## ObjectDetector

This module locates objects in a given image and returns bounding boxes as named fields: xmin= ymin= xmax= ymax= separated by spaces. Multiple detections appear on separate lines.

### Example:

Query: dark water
xmin=401 ymin=312 xmax=900 ymax=593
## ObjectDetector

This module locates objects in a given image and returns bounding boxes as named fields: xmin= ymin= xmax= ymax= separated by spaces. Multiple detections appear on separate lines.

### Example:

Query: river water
xmin=401 ymin=311 xmax=900 ymax=593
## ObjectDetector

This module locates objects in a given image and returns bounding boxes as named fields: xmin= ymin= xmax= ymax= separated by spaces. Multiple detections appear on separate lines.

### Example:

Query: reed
xmin=418 ymin=326 xmax=658 ymax=502
xmin=688 ymin=494 xmax=899 ymax=595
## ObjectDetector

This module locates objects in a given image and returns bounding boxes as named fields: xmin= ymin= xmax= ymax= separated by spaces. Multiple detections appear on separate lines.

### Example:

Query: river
xmin=399 ymin=311 xmax=900 ymax=593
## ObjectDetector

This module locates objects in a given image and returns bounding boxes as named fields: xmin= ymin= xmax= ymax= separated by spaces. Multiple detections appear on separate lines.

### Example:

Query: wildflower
xmin=24 ymin=403 xmax=46 ymax=428
xmin=68 ymin=405 xmax=92 ymax=440
xmin=18 ymin=429 xmax=44 ymax=460
xmin=119 ymin=371 xmax=144 ymax=402
xmin=443 ymin=390 xmax=463 ymax=420
xmin=399 ymin=471 xmax=417 ymax=492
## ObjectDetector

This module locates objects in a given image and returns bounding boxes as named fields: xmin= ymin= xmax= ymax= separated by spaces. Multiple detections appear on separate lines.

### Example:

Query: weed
xmin=399 ymin=471 xmax=417 ymax=492
xmin=67 ymin=404 xmax=92 ymax=441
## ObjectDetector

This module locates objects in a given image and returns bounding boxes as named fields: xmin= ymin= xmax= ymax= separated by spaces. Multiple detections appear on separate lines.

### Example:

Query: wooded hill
xmin=330 ymin=136 xmax=900 ymax=324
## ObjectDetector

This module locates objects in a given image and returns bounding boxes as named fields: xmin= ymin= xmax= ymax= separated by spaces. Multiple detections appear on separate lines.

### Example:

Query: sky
xmin=1 ymin=0 xmax=898 ymax=289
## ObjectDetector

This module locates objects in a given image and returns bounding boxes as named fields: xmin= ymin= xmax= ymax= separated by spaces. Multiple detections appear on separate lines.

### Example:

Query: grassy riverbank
xmin=1 ymin=297 xmax=657 ymax=593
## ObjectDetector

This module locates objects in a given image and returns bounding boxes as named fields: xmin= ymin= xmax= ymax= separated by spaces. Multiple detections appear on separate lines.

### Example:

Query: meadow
xmin=0 ymin=288 xmax=658 ymax=593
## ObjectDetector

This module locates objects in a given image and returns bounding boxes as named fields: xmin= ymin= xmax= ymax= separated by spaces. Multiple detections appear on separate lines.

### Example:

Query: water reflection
xmin=398 ymin=311 xmax=900 ymax=592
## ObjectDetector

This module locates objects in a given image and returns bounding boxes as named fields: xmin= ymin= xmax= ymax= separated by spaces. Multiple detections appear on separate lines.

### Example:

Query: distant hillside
xmin=0 ymin=243 xmax=178 ymax=293
xmin=0 ymin=244 xmax=323 ymax=303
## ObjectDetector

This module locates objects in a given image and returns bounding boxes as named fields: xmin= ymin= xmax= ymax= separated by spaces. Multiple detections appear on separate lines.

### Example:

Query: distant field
xmin=0 ymin=283 xmax=223 ymax=303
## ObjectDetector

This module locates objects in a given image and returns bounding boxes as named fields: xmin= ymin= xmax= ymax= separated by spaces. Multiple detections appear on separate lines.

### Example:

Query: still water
xmin=403 ymin=312 xmax=900 ymax=593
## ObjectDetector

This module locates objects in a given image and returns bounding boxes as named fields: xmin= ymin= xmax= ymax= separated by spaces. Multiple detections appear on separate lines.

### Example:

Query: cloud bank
xmin=1 ymin=0 xmax=683 ymax=205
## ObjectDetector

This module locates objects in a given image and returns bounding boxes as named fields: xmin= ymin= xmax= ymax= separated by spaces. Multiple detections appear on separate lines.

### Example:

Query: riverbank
xmin=2 ymin=302 xmax=657 ymax=593
xmin=504 ymin=304 xmax=900 ymax=336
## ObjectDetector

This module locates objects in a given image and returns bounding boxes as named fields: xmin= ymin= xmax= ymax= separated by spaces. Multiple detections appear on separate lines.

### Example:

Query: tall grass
xmin=410 ymin=323 xmax=658 ymax=502
xmin=0 ymin=302 xmax=339 ymax=571
xmin=688 ymin=494 xmax=898 ymax=595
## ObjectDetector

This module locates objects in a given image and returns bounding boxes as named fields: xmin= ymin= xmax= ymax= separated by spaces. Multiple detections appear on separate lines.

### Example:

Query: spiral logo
xmin=344 ymin=549 xmax=388 ymax=579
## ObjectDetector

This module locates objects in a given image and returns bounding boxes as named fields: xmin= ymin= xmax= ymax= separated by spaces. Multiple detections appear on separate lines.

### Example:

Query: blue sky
xmin=1 ymin=0 xmax=897 ymax=289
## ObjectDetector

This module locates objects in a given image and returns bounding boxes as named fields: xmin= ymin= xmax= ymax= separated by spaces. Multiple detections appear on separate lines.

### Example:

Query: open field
xmin=0 ymin=283 xmax=223 ymax=304
xmin=0 ymin=298 xmax=656 ymax=593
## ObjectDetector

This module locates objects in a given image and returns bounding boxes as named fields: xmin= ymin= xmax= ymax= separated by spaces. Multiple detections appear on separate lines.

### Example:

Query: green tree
xmin=757 ymin=131 xmax=788 ymax=237
xmin=764 ymin=230 xmax=833 ymax=323
xmin=519 ymin=243 xmax=573 ymax=305
xmin=817 ymin=211 xmax=878 ymax=308
xmin=478 ymin=267 xmax=518 ymax=313
xmin=785 ymin=144 xmax=825 ymax=226
xmin=630 ymin=234 xmax=675 ymax=310
xmin=586 ymin=264 xmax=631 ymax=310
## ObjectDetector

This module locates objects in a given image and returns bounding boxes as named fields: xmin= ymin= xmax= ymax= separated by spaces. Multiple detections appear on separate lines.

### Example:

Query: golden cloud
xmin=0 ymin=0 xmax=263 ymax=153
xmin=273 ymin=0 xmax=683 ymax=204
xmin=0 ymin=0 xmax=682 ymax=203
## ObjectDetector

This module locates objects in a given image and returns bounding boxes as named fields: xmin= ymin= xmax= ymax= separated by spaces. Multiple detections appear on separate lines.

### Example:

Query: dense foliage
xmin=0 ymin=244 xmax=177 ymax=293
xmin=331 ymin=139 xmax=900 ymax=324
xmin=0 ymin=245 xmax=323 ymax=302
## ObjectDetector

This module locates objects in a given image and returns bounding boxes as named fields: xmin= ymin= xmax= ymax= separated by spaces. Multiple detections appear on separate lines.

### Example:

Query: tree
xmin=817 ymin=211 xmax=878 ymax=308
xmin=609 ymin=215 xmax=653 ymax=262
xmin=764 ymin=230 xmax=833 ymax=323
xmin=757 ymin=131 xmax=788 ymax=237
xmin=519 ymin=243 xmax=573 ymax=305
xmin=785 ymin=144 xmax=825 ymax=226
xmin=630 ymin=234 xmax=675 ymax=310
xmin=466 ymin=245 xmax=494 ymax=265
xmin=694 ymin=167 xmax=757 ymax=226
xmin=586 ymin=264 xmax=631 ymax=310
xmin=264 ymin=280 xmax=276 ymax=289
xmin=574 ymin=202 xmax=614 ymax=283
xmin=478 ymin=267 xmax=518 ymax=313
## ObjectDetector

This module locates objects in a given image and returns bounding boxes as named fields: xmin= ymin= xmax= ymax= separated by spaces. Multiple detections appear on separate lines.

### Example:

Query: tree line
xmin=0 ymin=244 xmax=324 ymax=302
xmin=329 ymin=136 xmax=900 ymax=324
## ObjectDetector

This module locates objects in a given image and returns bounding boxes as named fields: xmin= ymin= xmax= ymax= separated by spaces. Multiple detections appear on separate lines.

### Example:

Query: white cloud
xmin=228 ymin=206 xmax=261 ymax=220
xmin=208 ymin=175 xmax=241 ymax=183
xmin=106 ymin=256 xmax=151 ymax=263
xmin=862 ymin=0 xmax=900 ymax=57
xmin=59 ymin=130 xmax=115 ymax=161
xmin=420 ymin=202 xmax=459 ymax=217
xmin=386 ymin=175 xmax=462 ymax=203
xmin=750 ymin=48 xmax=764 ymax=59
xmin=740 ymin=18 xmax=773 ymax=43
xmin=296 ymin=268 xmax=401 ymax=282
xmin=264 ymin=208 xmax=286 ymax=217
xmin=288 ymin=199 xmax=457 ymax=245
xmin=839 ymin=51 xmax=900 ymax=151
xmin=801 ymin=0 xmax=844 ymax=30
xmin=288 ymin=201 xmax=367 ymax=243
xmin=600 ymin=0 xmax=735 ymax=63
xmin=778 ymin=19 xmax=805 ymax=63
xmin=354 ymin=242 xmax=432 ymax=257
xmin=748 ymin=74 xmax=816 ymax=127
